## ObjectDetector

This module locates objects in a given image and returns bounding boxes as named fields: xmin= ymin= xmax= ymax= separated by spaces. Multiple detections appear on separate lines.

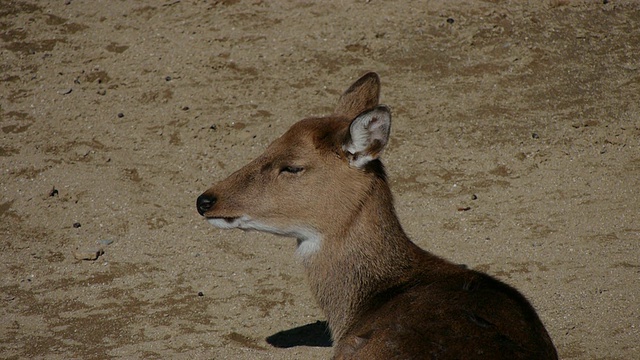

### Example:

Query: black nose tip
xmin=196 ymin=193 xmax=217 ymax=216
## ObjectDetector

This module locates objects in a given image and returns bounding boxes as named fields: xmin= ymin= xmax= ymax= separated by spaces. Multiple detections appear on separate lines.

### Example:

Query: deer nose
xmin=196 ymin=193 xmax=217 ymax=216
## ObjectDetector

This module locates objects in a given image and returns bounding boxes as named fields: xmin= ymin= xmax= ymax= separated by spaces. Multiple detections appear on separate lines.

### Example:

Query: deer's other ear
xmin=335 ymin=72 xmax=380 ymax=120
xmin=343 ymin=106 xmax=391 ymax=169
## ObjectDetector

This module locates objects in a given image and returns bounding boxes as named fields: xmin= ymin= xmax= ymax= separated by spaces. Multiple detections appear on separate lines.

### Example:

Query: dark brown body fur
xmin=335 ymin=252 xmax=557 ymax=359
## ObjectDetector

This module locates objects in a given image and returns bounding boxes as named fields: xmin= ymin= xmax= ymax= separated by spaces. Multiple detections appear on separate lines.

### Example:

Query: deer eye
xmin=280 ymin=165 xmax=304 ymax=174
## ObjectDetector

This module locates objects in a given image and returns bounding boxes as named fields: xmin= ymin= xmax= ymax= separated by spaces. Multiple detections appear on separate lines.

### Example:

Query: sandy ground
xmin=1 ymin=0 xmax=639 ymax=359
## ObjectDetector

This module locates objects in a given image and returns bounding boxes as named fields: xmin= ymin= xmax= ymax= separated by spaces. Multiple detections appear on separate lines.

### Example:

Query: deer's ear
xmin=343 ymin=106 xmax=391 ymax=169
xmin=335 ymin=72 xmax=380 ymax=120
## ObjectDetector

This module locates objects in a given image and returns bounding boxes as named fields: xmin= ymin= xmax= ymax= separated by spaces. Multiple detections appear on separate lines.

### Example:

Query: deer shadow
xmin=266 ymin=320 xmax=332 ymax=348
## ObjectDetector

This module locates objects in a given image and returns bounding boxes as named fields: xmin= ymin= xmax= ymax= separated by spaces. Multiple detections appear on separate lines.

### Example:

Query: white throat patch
xmin=294 ymin=230 xmax=322 ymax=259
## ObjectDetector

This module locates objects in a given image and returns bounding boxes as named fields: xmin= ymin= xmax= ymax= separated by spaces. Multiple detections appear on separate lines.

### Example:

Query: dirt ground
xmin=1 ymin=0 xmax=639 ymax=359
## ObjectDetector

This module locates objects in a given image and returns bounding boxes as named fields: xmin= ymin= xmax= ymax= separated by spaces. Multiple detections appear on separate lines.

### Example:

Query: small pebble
xmin=117 ymin=112 xmax=124 ymax=118
xmin=198 ymin=291 xmax=204 ymax=297
xmin=73 ymin=222 xmax=81 ymax=228
xmin=98 ymin=239 xmax=114 ymax=246
xmin=471 ymin=194 xmax=478 ymax=200
xmin=446 ymin=18 xmax=455 ymax=24
xmin=532 ymin=132 xmax=539 ymax=139
xmin=165 ymin=76 xmax=172 ymax=81
xmin=49 ymin=187 xmax=58 ymax=197
xmin=182 ymin=106 xmax=189 ymax=111
xmin=210 ymin=124 xmax=217 ymax=130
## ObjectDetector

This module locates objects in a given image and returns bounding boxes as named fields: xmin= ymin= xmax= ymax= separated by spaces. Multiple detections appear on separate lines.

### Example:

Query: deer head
xmin=196 ymin=73 xmax=391 ymax=258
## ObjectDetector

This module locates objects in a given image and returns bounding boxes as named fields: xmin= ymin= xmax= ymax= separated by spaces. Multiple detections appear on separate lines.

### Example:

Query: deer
xmin=196 ymin=72 xmax=558 ymax=359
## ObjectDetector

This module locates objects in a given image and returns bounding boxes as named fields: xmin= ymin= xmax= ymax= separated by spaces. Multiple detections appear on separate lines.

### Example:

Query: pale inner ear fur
xmin=343 ymin=106 xmax=391 ymax=169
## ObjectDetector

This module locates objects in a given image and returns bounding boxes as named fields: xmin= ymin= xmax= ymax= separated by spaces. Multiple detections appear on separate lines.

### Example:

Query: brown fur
xmin=197 ymin=73 xmax=558 ymax=359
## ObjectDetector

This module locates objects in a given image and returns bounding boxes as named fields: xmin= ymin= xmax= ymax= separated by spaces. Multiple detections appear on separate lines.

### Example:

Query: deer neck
xmin=300 ymin=175 xmax=424 ymax=341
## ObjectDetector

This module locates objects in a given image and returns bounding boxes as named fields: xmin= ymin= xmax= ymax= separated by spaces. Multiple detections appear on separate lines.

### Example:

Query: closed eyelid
xmin=281 ymin=165 xmax=304 ymax=173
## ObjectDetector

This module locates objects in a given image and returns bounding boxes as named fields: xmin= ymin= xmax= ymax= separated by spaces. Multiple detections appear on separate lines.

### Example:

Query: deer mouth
xmin=206 ymin=216 xmax=284 ymax=235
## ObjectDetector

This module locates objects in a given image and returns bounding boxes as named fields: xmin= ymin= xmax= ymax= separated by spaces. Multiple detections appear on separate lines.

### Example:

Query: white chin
xmin=205 ymin=216 xmax=322 ymax=257
xmin=207 ymin=217 xmax=244 ymax=229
